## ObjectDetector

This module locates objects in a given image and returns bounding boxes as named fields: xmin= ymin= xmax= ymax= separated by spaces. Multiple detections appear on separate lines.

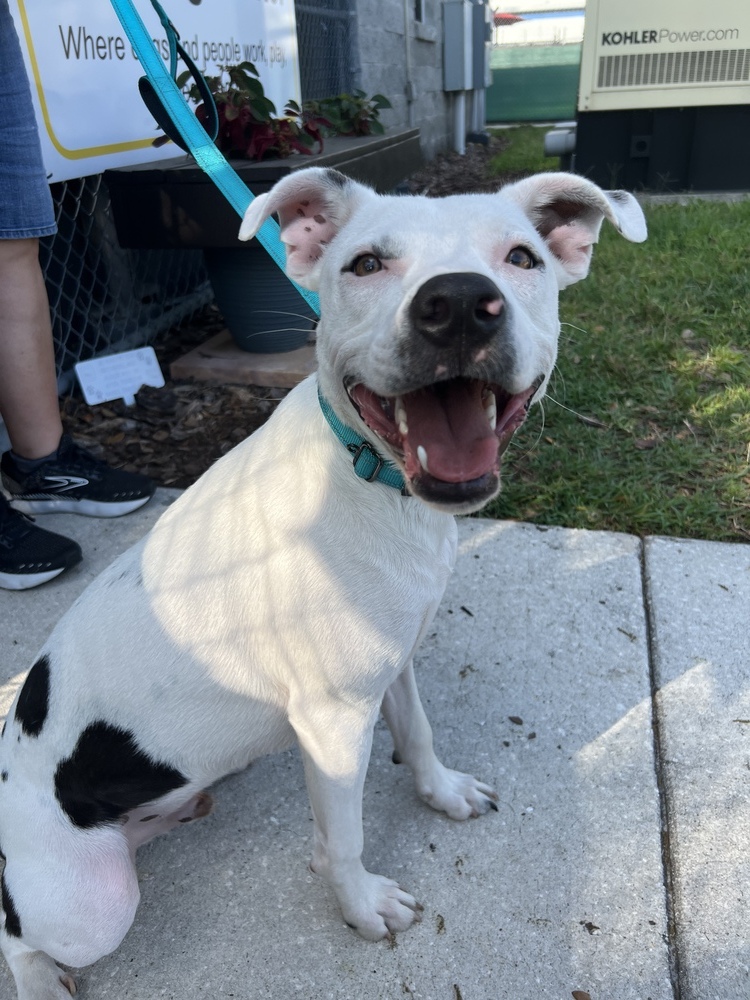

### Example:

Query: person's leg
xmin=0 ymin=1 xmax=153 ymax=591
xmin=0 ymin=0 xmax=64 ymax=460
xmin=0 ymin=237 xmax=64 ymax=459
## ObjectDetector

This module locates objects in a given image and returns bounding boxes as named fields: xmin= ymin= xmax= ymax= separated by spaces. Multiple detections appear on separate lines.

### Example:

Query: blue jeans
xmin=0 ymin=0 xmax=56 ymax=238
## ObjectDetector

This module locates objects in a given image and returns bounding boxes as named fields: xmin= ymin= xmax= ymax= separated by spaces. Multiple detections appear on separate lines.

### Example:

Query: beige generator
xmin=574 ymin=0 xmax=750 ymax=191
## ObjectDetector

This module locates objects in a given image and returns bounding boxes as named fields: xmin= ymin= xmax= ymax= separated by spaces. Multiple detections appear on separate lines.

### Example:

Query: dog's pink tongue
xmin=403 ymin=382 xmax=498 ymax=483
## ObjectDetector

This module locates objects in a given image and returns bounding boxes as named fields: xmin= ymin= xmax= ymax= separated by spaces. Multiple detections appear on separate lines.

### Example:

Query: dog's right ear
xmin=238 ymin=167 xmax=376 ymax=289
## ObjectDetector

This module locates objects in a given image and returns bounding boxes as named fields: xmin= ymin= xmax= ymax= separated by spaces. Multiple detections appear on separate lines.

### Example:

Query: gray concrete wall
xmin=354 ymin=0 xmax=454 ymax=160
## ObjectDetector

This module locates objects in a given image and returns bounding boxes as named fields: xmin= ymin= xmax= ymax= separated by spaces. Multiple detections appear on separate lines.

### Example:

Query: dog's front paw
xmin=416 ymin=762 xmax=498 ymax=820
xmin=6 ymin=950 xmax=78 ymax=999
xmin=329 ymin=870 xmax=423 ymax=941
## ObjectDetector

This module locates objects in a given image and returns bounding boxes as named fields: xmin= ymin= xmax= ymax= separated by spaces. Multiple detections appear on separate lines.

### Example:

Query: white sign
xmin=9 ymin=0 xmax=301 ymax=182
xmin=75 ymin=346 xmax=165 ymax=406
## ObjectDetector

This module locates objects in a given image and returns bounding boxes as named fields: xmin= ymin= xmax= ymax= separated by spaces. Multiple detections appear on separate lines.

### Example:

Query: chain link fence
xmin=43 ymin=3 xmax=358 ymax=384
xmin=43 ymin=174 xmax=212 ymax=385
xmin=296 ymin=0 xmax=358 ymax=100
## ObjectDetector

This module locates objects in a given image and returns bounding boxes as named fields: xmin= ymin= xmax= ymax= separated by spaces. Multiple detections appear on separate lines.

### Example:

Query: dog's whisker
xmin=549 ymin=364 xmax=567 ymax=404
xmin=239 ymin=325 xmax=314 ymax=340
xmin=250 ymin=308 xmax=318 ymax=323
xmin=513 ymin=399 xmax=546 ymax=459
xmin=545 ymin=395 xmax=589 ymax=421
xmin=559 ymin=321 xmax=590 ymax=337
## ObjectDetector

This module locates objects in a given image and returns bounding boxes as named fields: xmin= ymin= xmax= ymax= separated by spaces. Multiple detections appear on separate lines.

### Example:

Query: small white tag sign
xmin=75 ymin=347 xmax=165 ymax=407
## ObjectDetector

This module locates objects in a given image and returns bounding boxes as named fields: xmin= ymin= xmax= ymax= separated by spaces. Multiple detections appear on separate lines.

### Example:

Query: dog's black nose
xmin=409 ymin=273 xmax=505 ymax=349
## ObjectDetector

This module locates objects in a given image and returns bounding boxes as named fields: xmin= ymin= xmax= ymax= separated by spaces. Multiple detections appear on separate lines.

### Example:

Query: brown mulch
xmin=61 ymin=310 xmax=290 ymax=490
xmin=62 ymin=137 xmax=519 ymax=490
xmin=406 ymin=134 xmax=515 ymax=196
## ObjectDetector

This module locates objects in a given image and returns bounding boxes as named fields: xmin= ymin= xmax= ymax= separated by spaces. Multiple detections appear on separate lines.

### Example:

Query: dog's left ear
xmin=238 ymin=167 xmax=376 ymax=289
xmin=503 ymin=172 xmax=647 ymax=288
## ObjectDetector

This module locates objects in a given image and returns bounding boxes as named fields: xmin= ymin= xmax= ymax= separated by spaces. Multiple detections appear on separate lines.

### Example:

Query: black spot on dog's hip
xmin=1 ymin=873 xmax=22 ymax=937
xmin=54 ymin=722 xmax=187 ymax=829
xmin=14 ymin=655 xmax=51 ymax=738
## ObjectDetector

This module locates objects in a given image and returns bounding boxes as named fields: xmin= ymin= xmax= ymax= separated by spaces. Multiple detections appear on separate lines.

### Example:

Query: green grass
xmin=481 ymin=129 xmax=750 ymax=542
xmin=488 ymin=124 xmax=560 ymax=175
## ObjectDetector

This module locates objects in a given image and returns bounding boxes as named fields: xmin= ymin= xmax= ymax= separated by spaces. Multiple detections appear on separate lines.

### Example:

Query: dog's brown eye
xmin=506 ymin=247 xmax=536 ymax=269
xmin=351 ymin=254 xmax=383 ymax=277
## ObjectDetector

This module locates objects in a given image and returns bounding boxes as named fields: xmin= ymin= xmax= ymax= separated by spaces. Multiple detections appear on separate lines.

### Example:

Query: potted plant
xmin=304 ymin=90 xmax=392 ymax=138
xmin=174 ymin=63 xmax=331 ymax=353
xmin=104 ymin=69 xmax=417 ymax=354
xmin=180 ymin=62 xmax=331 ymax=162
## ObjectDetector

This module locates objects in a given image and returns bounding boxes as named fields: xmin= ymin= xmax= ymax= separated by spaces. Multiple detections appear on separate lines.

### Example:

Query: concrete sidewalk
xmin=1 ymin=493 xmax=748 ymax=1000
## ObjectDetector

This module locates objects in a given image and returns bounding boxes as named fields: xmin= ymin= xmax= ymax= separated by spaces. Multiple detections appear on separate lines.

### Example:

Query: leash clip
xmin=347 ymin=441 xmax=384 ymax=483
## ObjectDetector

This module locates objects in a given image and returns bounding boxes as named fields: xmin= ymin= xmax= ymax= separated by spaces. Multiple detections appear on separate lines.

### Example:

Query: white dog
xmin=0 ymin=167 xmax=645 ymax=999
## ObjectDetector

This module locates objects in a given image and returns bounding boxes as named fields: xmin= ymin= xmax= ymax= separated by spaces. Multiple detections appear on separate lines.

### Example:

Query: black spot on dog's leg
xmin=54 ymin=721 xmax=188 ymax=829
xmin=1 ymin=874 xmax=22 ymax=937
xmin=14 ymin=655 xmax=50 ymax=738
xmin=1 ymin=771 xmax=7 ymax=782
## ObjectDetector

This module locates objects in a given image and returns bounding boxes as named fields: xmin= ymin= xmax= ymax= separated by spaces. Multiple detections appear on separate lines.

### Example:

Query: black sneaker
xmin=0 ymin=493 xmax=82 ymax=590
xmin=1 ymin=434 xmax=155 ymax=518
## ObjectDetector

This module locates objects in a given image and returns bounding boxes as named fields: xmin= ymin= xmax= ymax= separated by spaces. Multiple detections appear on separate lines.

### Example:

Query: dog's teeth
xmin=484 ymin=391 xmax=497 ymax=430
xmin=395 ymin=397 xmax=409 ymax=437
xmin=417 ymin=445 xmax=429 ymax=472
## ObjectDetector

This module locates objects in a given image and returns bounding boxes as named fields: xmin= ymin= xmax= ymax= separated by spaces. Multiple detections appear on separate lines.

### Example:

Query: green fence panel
xmin=487 ymin=44 xmax=581 ymax=123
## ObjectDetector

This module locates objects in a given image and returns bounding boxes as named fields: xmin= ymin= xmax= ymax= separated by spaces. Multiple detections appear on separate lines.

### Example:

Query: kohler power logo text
xmin=602 ymin=27 xmax=740 ymax=45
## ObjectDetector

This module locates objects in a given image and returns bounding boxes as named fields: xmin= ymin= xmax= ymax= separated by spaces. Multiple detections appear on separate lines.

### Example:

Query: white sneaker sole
xmin=0 ymin=565 xmax=69 ymax=590
xmin=10 ymin=495 xmax=152 ymax=518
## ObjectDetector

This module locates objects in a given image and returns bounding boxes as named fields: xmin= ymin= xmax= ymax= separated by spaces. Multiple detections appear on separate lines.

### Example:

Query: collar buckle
xmin=346 ymin=441 xmax=384 ymax=483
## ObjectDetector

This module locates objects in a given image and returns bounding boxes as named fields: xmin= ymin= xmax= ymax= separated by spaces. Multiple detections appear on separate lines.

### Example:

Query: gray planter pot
xmin=204 ymin=246 xmax=315 ymax=353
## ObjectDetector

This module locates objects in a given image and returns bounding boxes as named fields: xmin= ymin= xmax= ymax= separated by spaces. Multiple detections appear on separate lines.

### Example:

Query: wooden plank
xmin=169 ymin=330 xmax=316 ymax=389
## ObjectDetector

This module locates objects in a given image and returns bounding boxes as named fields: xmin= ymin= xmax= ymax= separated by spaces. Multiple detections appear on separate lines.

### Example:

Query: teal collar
xmin=318 ymin=390 xmax=406 ymax=492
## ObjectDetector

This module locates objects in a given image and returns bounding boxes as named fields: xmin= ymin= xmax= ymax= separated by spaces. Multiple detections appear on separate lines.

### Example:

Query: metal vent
xmin=597 ymin=48 xmax=750 ymax=89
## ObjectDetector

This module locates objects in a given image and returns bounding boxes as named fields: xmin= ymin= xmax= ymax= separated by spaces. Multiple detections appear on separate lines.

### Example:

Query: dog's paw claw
xmin=338 ymin=873 xmax=422 ymax=940
xmin=60 ymin=972 xmax=77 ymax=996
xmin=418 ymin=765 xmax=499 ymax=820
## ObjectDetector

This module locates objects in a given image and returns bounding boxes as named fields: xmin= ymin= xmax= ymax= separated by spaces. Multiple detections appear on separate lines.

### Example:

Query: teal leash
xmin=112 ymin=0 xmax=398 ymax=493
xmin=317 ymin=392 xmax=406 ymax=492
xmin=109 ymin=0 xmax=320 ymax=316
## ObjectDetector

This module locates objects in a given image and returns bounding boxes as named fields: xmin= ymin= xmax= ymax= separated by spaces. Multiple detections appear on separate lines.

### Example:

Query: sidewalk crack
xmin=641 ymin=537 xmax=682 ymax=1000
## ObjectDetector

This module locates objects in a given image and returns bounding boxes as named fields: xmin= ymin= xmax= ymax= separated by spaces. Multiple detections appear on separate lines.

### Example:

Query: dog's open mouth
xmin=348 ymin=375 xmax=543 ymax=507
